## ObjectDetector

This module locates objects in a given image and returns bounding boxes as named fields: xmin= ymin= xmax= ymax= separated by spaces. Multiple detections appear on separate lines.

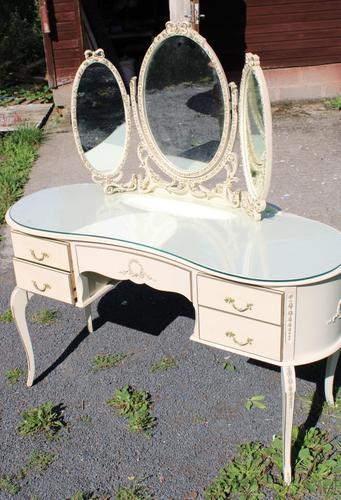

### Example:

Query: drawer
xmin=13 ymin=258 xmax=75 ymax=304
xmin=11 ymin=232 xmax=71 ymax=271
xmin=75 ymin=244 xmax=191 ymax=300
xmin=199 ymin=306 xmax=282 ymax=361
xmin=197 ymin=275 xmax=283 ymax=325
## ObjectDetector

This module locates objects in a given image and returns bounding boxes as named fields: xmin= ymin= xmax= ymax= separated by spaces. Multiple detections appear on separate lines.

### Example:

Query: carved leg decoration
xmin=325 ymin=350 xmax=340 ymax=406
xmin=281 ymin=365 xmax=296 ymax=485
xmin=84 ymin=304 xmax=93 ymax=333
xmin=10 ymin=287 xmax=35 ymax=387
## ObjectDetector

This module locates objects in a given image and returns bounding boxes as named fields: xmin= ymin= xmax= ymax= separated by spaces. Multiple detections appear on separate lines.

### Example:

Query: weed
xmin=193 ymin=416 xmax=208 ymax=425
xmin=5 ymin=367 xmax=22 ymax=384
xmin=150 ymin=355 xmax=177 ymax=373
xmin=91 ymin=353 xmax=126 ymax=373
xmin=17 ymin=401 xmax=65 ymax=438
xmin=0 ymin=85 xmax=53 ymax=107
xmin=32 ymin=309 xmax=58 ymax=325
xmin=0 ymin=307 xmax=13 ymax=322
xmin=0 ymin=475 xmax=21 ymax=496
xmin=326 ymin=96 xmax=341 ymax=110
xmin=27 ymin=451 xmax=56 ymax=474
xmin=204 ymin=426 xmax=341 ymax=499
xmin=107 ymin=385 xmax=156 ymax=433
xmin=245 ymin=394 xmax=267 ymax=410
xmin=116 ymin=478 xmax=152 ymax=499
xmin=299 ymin=390 xmax=341 ymax=421
xmin=0 ymin=126 xmax=43 ymax=223
xmin=222 ymin=361 xmax=236 ymax=372
xmin=80 ymin=415 xmax=92 ymax=425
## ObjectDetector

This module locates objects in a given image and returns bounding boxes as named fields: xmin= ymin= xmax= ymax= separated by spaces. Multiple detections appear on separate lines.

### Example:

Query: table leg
xmin=325 ymin=350 xmax=340 ymax=406
xmin=84 ymin=304 xmax=93 ymax=333
xmin=281 ymin=365 xmax=296 ymax=485
xmin=10 ymin=287 xmax=35 ymax=387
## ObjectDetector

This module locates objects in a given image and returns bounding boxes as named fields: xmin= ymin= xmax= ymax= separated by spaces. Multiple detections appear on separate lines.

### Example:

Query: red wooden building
xmin=39 ymin=0 xmax=341 ymax=101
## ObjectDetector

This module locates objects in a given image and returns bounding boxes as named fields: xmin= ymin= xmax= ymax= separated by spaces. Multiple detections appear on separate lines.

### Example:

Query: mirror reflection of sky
xmin=76 ymin=63 xmax=126 ymax=172
xmin=145 ymin=36 xmax=225 ymax=172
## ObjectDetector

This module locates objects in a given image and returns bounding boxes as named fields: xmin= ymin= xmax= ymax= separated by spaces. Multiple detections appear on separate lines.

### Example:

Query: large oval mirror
xmin=71 ymin=50 xmax=130 ymax=178
xmin=239 ymin=53 xmax=272 ymax=201
xmin=138 ymin=24 xmax=231 ymax=180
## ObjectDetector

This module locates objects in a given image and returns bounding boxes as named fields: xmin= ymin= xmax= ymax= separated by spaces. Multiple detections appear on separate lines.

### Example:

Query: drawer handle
xmin=30 ymin=249 xmax=49 ymax=262
xmin=32 ymin=281 xmax=51 ymax=292
xmin=226 ymin=331 xmax=253 ymax=347
xmin=225 ymin=297 xmax=253 ymax=313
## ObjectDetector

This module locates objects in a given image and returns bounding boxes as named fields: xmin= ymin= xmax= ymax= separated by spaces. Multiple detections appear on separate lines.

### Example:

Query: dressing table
xmin=6 ymin=22 xmax=340 ymax=486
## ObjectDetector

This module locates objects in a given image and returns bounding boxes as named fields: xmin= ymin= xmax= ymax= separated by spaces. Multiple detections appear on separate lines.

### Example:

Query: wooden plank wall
xmin=48 ymin=0 xmax=84 ymax=86
xmin=246 ymin=0 xmax=341 ymax=68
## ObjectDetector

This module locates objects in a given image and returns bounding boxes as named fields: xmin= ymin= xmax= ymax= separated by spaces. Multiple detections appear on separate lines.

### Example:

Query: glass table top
xmin=8 ymin=183 xmax=341 ymax=283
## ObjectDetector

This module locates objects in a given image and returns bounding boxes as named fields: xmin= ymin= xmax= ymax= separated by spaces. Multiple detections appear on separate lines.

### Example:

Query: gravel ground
xmin=0 ymin=101 xmax=340 ymax=499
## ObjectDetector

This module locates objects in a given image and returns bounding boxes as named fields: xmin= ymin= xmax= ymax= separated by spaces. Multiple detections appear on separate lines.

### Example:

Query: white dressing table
xmin=6 ymin=23 xmax=341 ymax=486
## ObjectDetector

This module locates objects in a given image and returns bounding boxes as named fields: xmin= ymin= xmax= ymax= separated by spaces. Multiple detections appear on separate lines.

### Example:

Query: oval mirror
xmin=71 ymin=50 xmax=130 ymax=179
xmin=138 ymin=24 xmax=231 ymax=179
xmin=239 ymin=53 xmax=272 ymax=201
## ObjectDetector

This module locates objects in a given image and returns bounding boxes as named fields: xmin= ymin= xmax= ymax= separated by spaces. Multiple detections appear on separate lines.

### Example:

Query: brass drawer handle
xmin=226 ymin=331 xmax=253 ymax=347
xmin=32 ymin=281 xmax=51 ymax=292
xmin=30 ymin=249 xmax=49 ymax=262
xmin=225 ymin=297 xmax=253 ymax=313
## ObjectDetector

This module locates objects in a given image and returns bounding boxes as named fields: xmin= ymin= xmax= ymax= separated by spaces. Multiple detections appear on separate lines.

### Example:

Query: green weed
xmin=193 ymin=415 xmax=208 ymax=425
xmin=5 ymin=367 xmax=22 ymax=384
xmin=0 ymin=475 xmax=21 ymax=496
xmin=79 ymin=415 xmax=92 ymax=425
xmin=326 ymin=96 xmax=341 ymax=109
xmin=150 ymin=355 xmax=177 ymax=373
xmin=116 ymin=478 xmax=152 ymax=499
xmin=0 ymin=85 xmax=52 ymax=106
xmin=91 ymin=353 xmax=126 ymax=373
xmin=27 ymin=451 xmax=56 ymax=474
xmin=222 ymin=361 xmax=236 ymax=372
xmin=0 ymin=307 xmax=13 ymax=322
xmin=245 ymin=394 xmax=267 ymax=411
xmin=107 ymin=385 xmax=156 ymax=433
xmin=0 ymin=126 xmax=43 ymax=223
xmin=17 ymin=401 xmax=65 ymax=438
xmin=32 ymin=309 xmax=58 ymax=325
xmin=204 ymin=426 xmax=341 ymax=499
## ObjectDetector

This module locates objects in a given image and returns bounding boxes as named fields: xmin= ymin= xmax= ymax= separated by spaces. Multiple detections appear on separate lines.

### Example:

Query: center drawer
xmin=199 ymin=306 xmax=282 ymax=361
xmin=197 ymin=275 xmax=283 ymax=325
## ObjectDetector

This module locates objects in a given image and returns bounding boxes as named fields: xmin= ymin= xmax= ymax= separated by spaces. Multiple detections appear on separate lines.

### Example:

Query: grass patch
xmin=27 ymin=451 xmax=56 ymax=475
xmin=17 ymin=401 xmax=65 ymax=438
xmin=325 ymin=96 xmax=341 ymax=110
xmin=0 ymin=126 xmax=43 ymax=223
xmin=5 ymin=367 xmax=22 ymax=384
xmin=0 ymin=475 xmax=21 ymax=496
xmin=245 ymin=394 xmax=267 ymax=411
xmin=116 ymin=482 xmax=152 ymax=499
xmin=32 ymin=308 xmax=58 ymax=325
xmin=150 ymin=355 xmax=177 ymax=373
xmin=91 ymin=353 xmax=126 ymax=373
xmin=204 ymin=426 xmax=341 ymax=499
xmin=107 ymin=385 xmax=156 ymax=433
xmin=0 ymin=307 xmax=13 ymax=322
xmin=79 ymin=415 xmax=92 ymax=425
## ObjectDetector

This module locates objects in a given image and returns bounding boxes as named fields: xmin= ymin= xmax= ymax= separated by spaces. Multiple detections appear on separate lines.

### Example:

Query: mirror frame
xmin=136 ymin=22 xmax=235 ymax=184
xmin=71 ymin=49 xmax=132 ymax=193
xmin=239 ymin=53 xmax=272 ymax=208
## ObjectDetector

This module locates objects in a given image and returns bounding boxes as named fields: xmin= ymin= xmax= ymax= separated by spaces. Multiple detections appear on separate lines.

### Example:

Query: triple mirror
xmin=71 ymin=23 xmax=272 ymax=220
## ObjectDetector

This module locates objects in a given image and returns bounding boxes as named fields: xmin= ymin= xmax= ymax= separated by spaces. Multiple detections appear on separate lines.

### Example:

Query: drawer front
xmin=13 ymin=258 xmax=75 ymax=304
xmin=197 ymin=275 xmax=283 ymax=325
xmin=11 ymin=232 xmax=71 ymax=271
xmin=199 ymin=306 xmax=282 ymax=361
xmin=75 ymin=244 xmax=191 ymax=300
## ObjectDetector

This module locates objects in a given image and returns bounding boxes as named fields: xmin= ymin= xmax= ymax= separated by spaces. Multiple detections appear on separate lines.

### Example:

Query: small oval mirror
xmin=240 ymin=53 xmax=272 ymax=201
xmin=71 ymin=51 xmax=130 ymax=177
xmin=138 ymin=27 xmax=230 ymax=179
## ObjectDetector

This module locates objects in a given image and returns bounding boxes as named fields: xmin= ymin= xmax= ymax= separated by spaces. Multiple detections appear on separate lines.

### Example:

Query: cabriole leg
xmin=10 ymin=287 xmax=35 ymax=387
xmin=84 ymin=304 xmax=93 ymax=333
xmin=325 ymin=350 xmax=340 ymax=406
xmin=281 ymin=365 xmax=296 ymax=485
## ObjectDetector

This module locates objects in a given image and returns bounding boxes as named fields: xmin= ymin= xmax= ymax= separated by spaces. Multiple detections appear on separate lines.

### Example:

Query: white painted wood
xmin=84 ymin=304 xmax=93 ymax=333
xmin=75 ymin=243 xmax=192 ymax=301
xmin=325 ymin=350 xmax=340 ymax=406
xmin=198 ymin=306 xmax=282 ymax=361
xmin=169 ymin=0 xmax=191 ymax=23
xmin=10 ymin=287 xmax=35 ymax=387
xmin=281 ymin=366 xmax=296 ymax=485
xmin=13 ymin=258 xmax=75 ymax=304
xmin=11 ymin=231 xmax=71 ymax=271
xmin=197 ymin=274 xmax=283 ymax=325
